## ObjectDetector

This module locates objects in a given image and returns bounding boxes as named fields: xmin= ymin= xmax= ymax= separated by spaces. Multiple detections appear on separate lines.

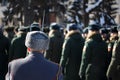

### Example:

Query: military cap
xmin=100 ymin=28 xmax=108 ymax=34
xmin=67 ymin=24 xmax=78 ymax=31
xmin=88 ymin=24 xmax=101 ymax=31
xmin=50 ymin=23 xmax=60 ymax=30
xmin=30 ymin=23 xmax=40 ymax=31
xmin=110 ymin=27 xmax=118 ymax=33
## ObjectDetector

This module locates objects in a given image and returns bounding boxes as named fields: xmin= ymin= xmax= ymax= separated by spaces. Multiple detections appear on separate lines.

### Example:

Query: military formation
xmin=0 ymin=22 xmax=120 ymax=80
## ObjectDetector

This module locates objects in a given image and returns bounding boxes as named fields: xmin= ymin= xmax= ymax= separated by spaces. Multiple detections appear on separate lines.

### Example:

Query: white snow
xmin=68 ymin=5 xmax=74 ymax=9
xmin=65 ymin=14 xmax=74 ymax=22
xmin=75 ymin=15 xmax=79 ymax=23
xmin=86 ymin=0 xmax=103 ymax=13
xmin=107 ymin=15 xmax=115 ymax=24
xmin=89 ymin=20 xmax=97 ymax=25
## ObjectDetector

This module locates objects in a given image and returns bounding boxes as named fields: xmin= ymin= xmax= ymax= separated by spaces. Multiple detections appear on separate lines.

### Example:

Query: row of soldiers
xmin=0 ymin=22 xmax=120 ymax=80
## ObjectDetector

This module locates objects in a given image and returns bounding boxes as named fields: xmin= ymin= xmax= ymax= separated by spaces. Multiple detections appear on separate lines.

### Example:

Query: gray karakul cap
xmin=25 ymin=31 xmax=49 ymax=51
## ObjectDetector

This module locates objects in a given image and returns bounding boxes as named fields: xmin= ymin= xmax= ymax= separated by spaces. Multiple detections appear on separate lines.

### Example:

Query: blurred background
xmin=0 ymin=0 xmax=120 ymax=28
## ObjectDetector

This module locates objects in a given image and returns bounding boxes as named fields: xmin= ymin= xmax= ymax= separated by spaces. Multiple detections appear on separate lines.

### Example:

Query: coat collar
xmin=65 ymin=30 xmax=80 ymax=39
xmin=89 ymin=33 xmax=103 ymax=42
xmin=27 ymin=51 xmax=45 ymax=60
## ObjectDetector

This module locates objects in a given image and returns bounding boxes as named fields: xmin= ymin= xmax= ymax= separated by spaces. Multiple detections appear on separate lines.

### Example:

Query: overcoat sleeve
xmin=79 ymin=41 xmax=92 ymax=77
xmin=60 ymin=38 xmax=71 ymax=73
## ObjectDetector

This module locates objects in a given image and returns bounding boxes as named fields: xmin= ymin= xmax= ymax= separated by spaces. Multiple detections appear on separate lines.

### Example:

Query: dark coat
xmin=107 ymin=39 xmax=120 ymax=80
xmin=60 ymin=30 xmax=84 ymax=80
xmin=45 ymin=30 xmax=64 ymax=63
xmin=8 ymin=33 xmax=27 ymax=61
xmin=0 ymin=33 xmax=10 ymax=79
xmin=107 ymin=41 xmax=115 ymax=68
xmin=79 ymin=33 xmax=108 ymax=80
xmin=6 ymin=52 xmax=63 ymax=80
xmin=108 ymin=36 xmax=119 ymax=61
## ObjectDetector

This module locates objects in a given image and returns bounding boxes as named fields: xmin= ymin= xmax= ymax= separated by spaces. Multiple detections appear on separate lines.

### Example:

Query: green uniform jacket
xmin=60 ymin=30 xmax=84 ymax=80
xmin=79 ymin=34 xmax=108 ymax=80
xmin=107 ymin=39 xmax=120 ymax=80
xmin=108 ymin=39 xmax=118 ymax=66
xmin=45 ymin=30 xmax=64 ymax=63
xmin=9 ymin=33 xmax=27 ymax=61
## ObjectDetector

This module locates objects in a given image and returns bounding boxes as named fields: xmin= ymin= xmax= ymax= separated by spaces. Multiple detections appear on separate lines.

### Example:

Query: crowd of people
xmin=0 ymin=22 xmax=120 ymax=80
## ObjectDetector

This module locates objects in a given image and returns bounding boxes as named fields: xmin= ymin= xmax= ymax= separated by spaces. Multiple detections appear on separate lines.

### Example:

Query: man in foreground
xmin=6 ymin=31 xmax=63 ymax=80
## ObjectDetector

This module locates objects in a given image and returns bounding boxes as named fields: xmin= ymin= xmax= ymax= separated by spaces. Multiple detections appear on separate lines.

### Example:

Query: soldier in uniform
xmin=107 ymin=25 xmax=120 ymax=80
xmin=79 ymin=24 xmax=108 ymax=80
xmin=45 ymin=23 xmax=64 ymax=64
xmin=60 ymin=24 xmax=84 ymax=80
xmin=107 ymin=27 xmax=118 ymax=67
xmin=0 ymin=27 xmax=10 ymax=80
xmin=8 ymin=26 xmax=28 ymax=61
xmin=108 ymin=27 xmax=118 ymax=55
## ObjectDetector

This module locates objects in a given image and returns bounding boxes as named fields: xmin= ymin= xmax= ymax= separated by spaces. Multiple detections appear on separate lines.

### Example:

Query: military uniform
xmin=60 ymin=30 xmax=84 ymax=80
xmin=107 ymin=39 xmax=120 ymax=80
xmin=45 ymin=30 xmax=64 ymax=63
xmin=107 ymin=41 xmax=116 ymax=65
xmin=45 ymin=24 xmax=64 ymax=63
xmin=79 ymin=34 xmax=108 ymax=80
xmin=0 ymin=33 xmax=10 ymax=80
xmin=8 ymin=33 xmax=27 ymax=61
xmin=108 ymin=26 xmax=119 ymax=65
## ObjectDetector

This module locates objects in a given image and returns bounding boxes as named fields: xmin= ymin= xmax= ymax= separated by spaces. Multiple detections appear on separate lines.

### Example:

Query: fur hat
xmin=25 ymin=31 xmax=49 ymax=51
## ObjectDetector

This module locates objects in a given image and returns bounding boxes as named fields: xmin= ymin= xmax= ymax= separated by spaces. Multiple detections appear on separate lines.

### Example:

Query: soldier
xmin=45 ymin=23 xmax=64 ymax=64
xmin=79 ymin=24 xmax=108 ymax=80
xmin=0 ymin=27 xmax=10 ymax=80
xmin=107 ymin=27 xmax=118 ymax=66
xmin=106 ymin=25 xmax=120 ymax=80
xmin=108 ymin=27 xmax=118 ymax=54
xmin=8 ymin=26 xmax=28 ymax=61
xmin=60 ymin=24 xmax=84 ymax=80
